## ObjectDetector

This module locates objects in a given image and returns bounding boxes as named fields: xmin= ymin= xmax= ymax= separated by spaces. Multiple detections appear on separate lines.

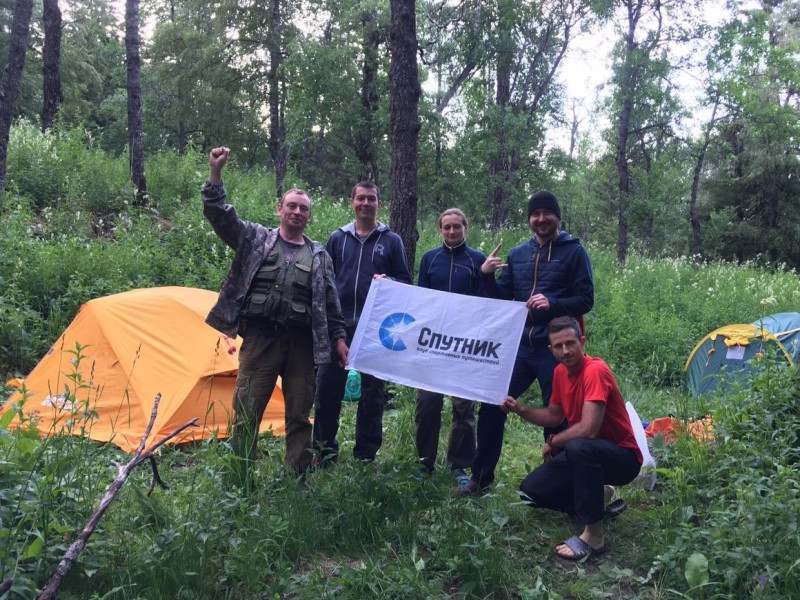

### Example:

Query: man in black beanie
xmin=527 ymin=190 xmax=561 ymax=219
xmin=454 ymin=189 xmax=594 ymax=495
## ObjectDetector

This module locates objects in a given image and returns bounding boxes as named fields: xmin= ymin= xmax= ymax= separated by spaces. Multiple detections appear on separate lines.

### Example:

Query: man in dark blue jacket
xmin=313 ymin=181 xmax=412 ymax=464
xmin=415 ymin=208 xmax=486 ymax=484
xmin=455 ymin=190 xmax=594 ymax=495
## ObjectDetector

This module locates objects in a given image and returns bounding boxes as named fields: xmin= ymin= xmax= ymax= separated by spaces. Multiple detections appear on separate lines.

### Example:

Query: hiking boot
xmin=414 ymin=466 xmax=433 ymax=481
xmin=451 ymin=478 xmax=487 ymax=497
xmin=454 ymin=469 xmax=470 ymax=487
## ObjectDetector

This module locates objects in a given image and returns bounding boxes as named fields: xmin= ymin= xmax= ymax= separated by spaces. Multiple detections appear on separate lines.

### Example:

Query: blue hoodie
xmin=326 ymin=222 xmax=412 ymax=326
xmin=482 ymin=231 xmax=593 ymax=344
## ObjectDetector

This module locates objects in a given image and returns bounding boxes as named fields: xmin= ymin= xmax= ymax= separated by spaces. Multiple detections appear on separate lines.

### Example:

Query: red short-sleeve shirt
xmin=550 ymin=355 xmax=642 ymax=463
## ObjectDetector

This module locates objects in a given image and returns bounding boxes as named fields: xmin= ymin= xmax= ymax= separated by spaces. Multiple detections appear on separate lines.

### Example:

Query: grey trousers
xmin=415 ymin=389 xmax=476 ymax=471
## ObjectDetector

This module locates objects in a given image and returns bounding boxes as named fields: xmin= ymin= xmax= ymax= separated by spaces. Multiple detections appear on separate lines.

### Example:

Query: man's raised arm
xmin=208 ymin=146 xmax=230 ymax=184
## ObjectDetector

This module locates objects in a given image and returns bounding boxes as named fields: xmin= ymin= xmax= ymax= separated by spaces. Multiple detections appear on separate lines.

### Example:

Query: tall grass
xmin=2 ymin=122 xmax=800 ymax=599
xmin=587 ymin=251 xmax=800 ymax=388
xmin=4 ymin=361 xmax=798 ymax=599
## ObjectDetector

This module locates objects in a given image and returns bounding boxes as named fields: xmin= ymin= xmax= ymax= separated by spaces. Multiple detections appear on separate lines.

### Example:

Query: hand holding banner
xmin=348 ymin=278 xmax=527 ymax=404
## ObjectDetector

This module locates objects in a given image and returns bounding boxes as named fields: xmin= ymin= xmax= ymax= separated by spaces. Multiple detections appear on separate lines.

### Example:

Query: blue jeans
xmin=470 ymin=341 xmax=567 ymax=487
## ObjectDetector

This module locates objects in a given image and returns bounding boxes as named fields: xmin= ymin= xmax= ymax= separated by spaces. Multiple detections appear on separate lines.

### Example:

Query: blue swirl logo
xmin=378 ymin=313 xmax=416 ymax=351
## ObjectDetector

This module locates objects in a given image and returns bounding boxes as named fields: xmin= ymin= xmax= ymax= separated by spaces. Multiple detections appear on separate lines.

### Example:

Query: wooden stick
xmin=34 ymin=397 xmax=198 ymax=600
xmin=132 ymin=417 xmax=199 ymax=469
xmin=135 ymin=417 xmax=199 ymax=494
xmin=147 ymin=455 xmax=168 ymax=494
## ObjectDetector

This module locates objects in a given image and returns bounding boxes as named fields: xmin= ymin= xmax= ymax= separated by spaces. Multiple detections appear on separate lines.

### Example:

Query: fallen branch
xmin=135 ymin=417 xmax=198 ymax=494
xmin=35 ymin=395 xmax=198 ymax=600
xmin=132 ymin=417 xmax=199 ymax=469
xmin=147 ymin=455 xmax=168 ymax=494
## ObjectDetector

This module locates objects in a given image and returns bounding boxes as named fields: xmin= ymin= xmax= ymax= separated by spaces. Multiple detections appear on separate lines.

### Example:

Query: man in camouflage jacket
xmin=202 ymin=146 xmax=348 ymax=487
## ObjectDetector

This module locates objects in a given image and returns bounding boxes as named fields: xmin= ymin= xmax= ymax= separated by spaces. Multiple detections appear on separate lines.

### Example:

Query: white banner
xmin=348 ymin=278 xmax=527 ymax=405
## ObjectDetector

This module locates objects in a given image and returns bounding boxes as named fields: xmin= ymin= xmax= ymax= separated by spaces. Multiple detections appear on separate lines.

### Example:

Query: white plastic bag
xmin=625 ymin=401 xmax=657 ymax=490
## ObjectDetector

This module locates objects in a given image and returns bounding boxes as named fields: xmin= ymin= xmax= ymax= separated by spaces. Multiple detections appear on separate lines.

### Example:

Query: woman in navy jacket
xmin=415 ymin=208 xmax=486 ymax=484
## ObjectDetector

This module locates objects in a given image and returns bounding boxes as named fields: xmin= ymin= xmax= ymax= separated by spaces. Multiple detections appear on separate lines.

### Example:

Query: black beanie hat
xmin=527 ymin=190 xmax=561 ymax=220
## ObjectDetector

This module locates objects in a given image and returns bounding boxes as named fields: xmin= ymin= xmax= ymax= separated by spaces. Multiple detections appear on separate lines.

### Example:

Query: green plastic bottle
xmin=344 ymin=369 xmax=362 ymax=402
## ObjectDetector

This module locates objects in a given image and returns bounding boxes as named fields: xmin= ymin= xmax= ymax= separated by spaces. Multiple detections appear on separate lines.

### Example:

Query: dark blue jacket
xmin=482 ymin=232 xmax=593 ymax=345
xmin=417 ymin=241 xmax=486 ymax=297
xmin=326 ymin=222 xmax=412 ymax=326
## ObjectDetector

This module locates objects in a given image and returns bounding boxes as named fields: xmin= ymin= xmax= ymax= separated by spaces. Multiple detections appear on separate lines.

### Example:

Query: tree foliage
xmin=0 ymin=0 xmax=797 ymax=266
xmin=58 ymin=0 xmax=127 ymax=152
xmin=702 ymin=0 xmax=800 ymax=266
xmin=603 ymin=0 xmax=689 ymax=262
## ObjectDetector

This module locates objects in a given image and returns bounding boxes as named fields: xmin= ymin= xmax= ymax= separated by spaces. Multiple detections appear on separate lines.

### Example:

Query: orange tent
xmin=1 ymin=287 xmax=284 ymax=452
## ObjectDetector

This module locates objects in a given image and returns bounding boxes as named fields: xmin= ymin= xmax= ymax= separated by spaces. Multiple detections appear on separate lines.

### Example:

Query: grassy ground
xmin=4 ymin=360 xmax=798 ymax=599
xmin=104 ymin=393 xmax=672 ymax=600
xmin=2 ymin=130 xmax=799 ymax=598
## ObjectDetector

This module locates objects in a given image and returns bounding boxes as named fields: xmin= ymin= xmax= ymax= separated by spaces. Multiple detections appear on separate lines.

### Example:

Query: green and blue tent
xmin=684 ymin=312 xmax=800 ymax=396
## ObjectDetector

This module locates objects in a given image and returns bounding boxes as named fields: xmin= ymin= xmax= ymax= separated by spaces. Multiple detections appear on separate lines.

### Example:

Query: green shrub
xmin=145 ymin=147 xmax=207 ymax=219
xmin=4 ymin=122 xmax=800 ymax=599
xmin=6 ymin=120 xmax=66 ymax=209
xmin=70 ymin=148 xmax=133 ymax=216
xmin=647 ymin=360 xmax=800 ymax=598
xmin=0 ymin=286 xmax=49 ymax=375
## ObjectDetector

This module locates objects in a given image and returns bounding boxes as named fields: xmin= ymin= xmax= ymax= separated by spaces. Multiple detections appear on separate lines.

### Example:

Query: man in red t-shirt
xmin=504 ymin=316 xmax=642 ymax=561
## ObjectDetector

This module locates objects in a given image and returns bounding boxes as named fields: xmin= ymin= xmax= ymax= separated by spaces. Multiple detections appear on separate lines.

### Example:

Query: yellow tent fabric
xmin=683 ymin=324 xmax=792 ymax=370
xmin=2 ymin=287 xmax=284 ymax=452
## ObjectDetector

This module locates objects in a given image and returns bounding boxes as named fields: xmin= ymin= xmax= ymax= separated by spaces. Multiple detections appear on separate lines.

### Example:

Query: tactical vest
xmin=241 ymin=240 xmax=314 ymax=327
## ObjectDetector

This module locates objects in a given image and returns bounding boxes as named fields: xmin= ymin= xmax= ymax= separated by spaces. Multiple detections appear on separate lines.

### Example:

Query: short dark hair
xmin=351 ymin=180 xmax=380 ymax=201
xmin=281 ymin=188 xmax=312 ymax=206
xmin=547 ymin=316 xmax=582 ymax=340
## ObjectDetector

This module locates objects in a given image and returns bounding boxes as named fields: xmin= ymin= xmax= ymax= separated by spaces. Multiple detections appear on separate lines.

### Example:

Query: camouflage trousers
xmin=230 ymin=324 xmax=315 ymax=486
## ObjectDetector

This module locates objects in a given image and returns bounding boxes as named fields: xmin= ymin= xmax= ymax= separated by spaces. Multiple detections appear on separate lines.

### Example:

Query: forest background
xmin=1 ymin=0 xmax=799 ymax=268
xmin=0 ymin=0 xmax=799 ymax=598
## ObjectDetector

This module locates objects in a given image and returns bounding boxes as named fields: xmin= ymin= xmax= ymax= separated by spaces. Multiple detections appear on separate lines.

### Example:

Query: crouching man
xmin=504 ymin=316 xmax=641 ymax=561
